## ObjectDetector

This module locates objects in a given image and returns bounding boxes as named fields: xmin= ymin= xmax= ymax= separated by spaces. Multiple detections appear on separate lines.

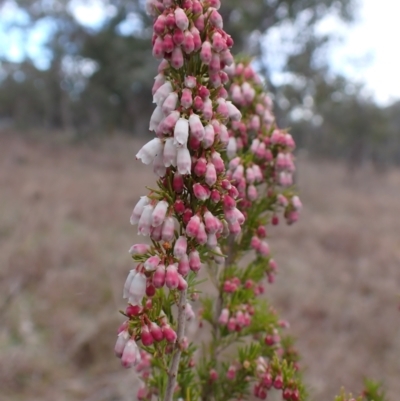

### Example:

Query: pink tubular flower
xmin=205 ymin=163 xmax=217 ymax=186
xmin=162 ymin=92 xmax=179 ymax=115
xmin=153 ymin=264 xmax=166 ymax=288
xmin=186 ymin=215 xmax=201 ymax=237
xmin=129 ymin=243 xmax=150 ymax=255
xmin=150 ymin=322 xmax=164 ymax=342
xmin=218 ymin=308 xmax=230 ymax=325
xmin=144 ymin=255 xmax=161 ymax=271
xmin=161 ymin=216 xmax=175 ymax=242
xmin=189 ymin=250 xmax=201 ymax=272
xmin=166 ymin=263 xmax=179 ymax=289
xmin=200 ymin=41 xmax=212 ymax=64
xmin=136 ymin=138 xmax=163 ymax=165
xmin=121 ymin=338 xmax=141 ymax=368
xmin=125 ymin=270 xmax=147 ymax=305
xmin=189 ymin=113 xmax=205 ymax=140
xmin=174 ymin=7 xmax=189 ymax=31
xmin=171 ymin=46 xmax=184 ymax=69
xmin=130 ymin=196 xmax=150 ymax=225
xmin=151 ymin=200 xmax=169 ymax=227
xmin=177 ymin=147 xmax=192 ymax=175
xmin=163 ymin=137 xmax=177 ymax=167
xmin=174 ymin=235 xmax=188 ymax=258
xmin=193 ymin=183 xmax=210 ymax=201
xmin=115 ymin=329 xmax=129 ymax=358
xmin=181 ymin=88 xmax=193 ymax=109
xmin=138 ymin=204 xmax=155 ymax=236
xmin=178 ymin=253 xmax=190 ymax=276
xmin=174 ymin=118 xmax=189 ymax=147
xmin=162 ymin=324 xmax=177 ymax=343
xmin=153 ymin=81 xmax=173 ymax=106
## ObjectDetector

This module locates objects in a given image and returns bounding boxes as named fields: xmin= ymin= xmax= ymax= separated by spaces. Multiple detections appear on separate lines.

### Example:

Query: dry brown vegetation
xmin=1 ymin=132 xmax=399 ymax=401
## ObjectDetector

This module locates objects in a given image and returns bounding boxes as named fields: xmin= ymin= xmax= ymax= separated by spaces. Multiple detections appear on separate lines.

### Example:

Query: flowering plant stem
xmin=164 ymin=289 xmax=187 ymax=401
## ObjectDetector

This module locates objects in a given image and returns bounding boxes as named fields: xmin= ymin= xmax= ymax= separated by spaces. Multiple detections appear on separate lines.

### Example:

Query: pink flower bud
xmin=211 ymin=151 xmax=225 ymax=174
xmin=178 ymin=274 xmax=188 ymax=290
xmin=209 ymin=52 xmax=221 ymax=73
xmin=162 ymin=216 xmax=175 ymax=242
xmin=182 ymin=208 xmax=193 ymax=225
xmin=150 ymin=322 xmax=164 ymax=342
xmin=174 ymin=235 xmax=188 ymax=258
xmin=223 ymin=195 xmax=236 ymax=210
xmin=171 ymin=46 xmax=184 ymax=69
xmin=154 ymin=81 xmax=173 ymax=106
xmin=218 ymin=308 xmax=229 ymax=325
xmin=174 ymin=7 xmax=189 ymax=31
xmin=152 ymin=36 xmax=164 ymax=59
xmin=191 ymin=27 xmax=201 ymax=51
xmin=200 ymin=41 xmax=212 ymax=64
xmin=205 ymin=163 xmax=217 ymax=186
xmin=227 ymin=365 xmax=236 ymax=380
xmin=227 ymin=137 xmax=237 ymax=159
xmin=162 ymin=92 xmax=178 ymax=115
xmin=141 ymin=325 xmax=154 ymax=346
xmin=204 ymin=211 xmax=219 ymax=233
xmin=248 ymin=185 xmax=258 ymax=201
xmin=178 ymin=253 xmax=190 ymax=276
xmin=196 ymin=222 xmax=207 ymax=244
xmin=129 ymin=243 xmax=150 ymax=255
xmin=207 ymin=232 xmax=217 ymax=248
xmin=144 ymin=255 xmax=161 ymax=271
xmin=194 ymin=12 xmax=205 ymax=30
xmin=162 ymin=33 xmax=174 ymax=53
xmin=189 ymin=113 xmax=205 ymax=140
xmin=153 ymin=264 xmax=166 ymax=288
xmin=193 ymin=95 xmax=204 ymax=111
xmin=209 ymin=369 xmax=218 ymax=381
xmin=228 ymin=221 xmax=241 ymax=235
xmin=203 ymin=124 xmax=215 ymax=148
xmin=162 ymin=324 xmax=177 ymax=343
xmin=126 ymin=305 xmax=142 ymax=317
xmin=227 ymin=101 xmax=242 ymax=121
xmin=136 ymin=138 xmax=163 ymax=165
xmin=152 ymin=73 xmax=166 ymax=96
xmin=194 ymin=157 xmax=207 ymax=176
xmin=189 ymin=250 xmax=201 ymax=272
xmin=221 ymin=48 xmax=234 ymax=66
xmin=166 ymin=263 xmax=179 ymax=289
xmin=154 ymin=15 xmax=166 ymax=35
xmin=273 ymin=375 xmax=283 ymax=390
xmin=185 ymin=75 xmax=196 ymax=88
xmin=192 ymin=0 xmax=202 ymax=14
xmin=177 ymin=147 xmax=191 ymax=175
xmin=210 ymin=189 xmax=221 ymax=203
xmin=151 ymin=224 xmax=162 ymax=241
xmin=182 ymin=31 xmax=195 ymax=54
xmin=130 ymin=196 xmax=150 ymax=225
xmin=173 ymin=172 xmax=184 ymax=193
xmin=138 ymin=204 xmax=155 ymax=236
xmin=292 ymin=195 xmax=302 ymax=210
xmin=186 ymin=214 xmax=200 ymax=237
xmin=227 ymin=317 xmax=236 ymax=331
xmin=181 ymin=88 xmax=193 ymax=109
xmin=210 ymin=72 xmax=222 ymax=88
xmin=198 ymin=85 xmax=210 ymax=99
xmin=193 ymin=183 xmax=210 ymax=201
xmin=202 ymin=98 xmax=213 ymax=121
xmin=209 ymin=8 xmax=223 ymax=29
xmin=212 ymin=32 xmax=226 ymax=52
xmin=121 ymin=338 xmax=141 ymax=368
xmin=258 ymin=241 xmax=270 ymax=256
xmin=216 ymin=98 xmax=229 ymax=119
xmin=151 ymin=200 xmax=169 ymax=227
xmin=162 ymin=110 xmax=180 ymax=133
xmin=173 ymin=28 xmax=185 ymax=45
xmin=182 ymin=0 xmax=192 ymax=11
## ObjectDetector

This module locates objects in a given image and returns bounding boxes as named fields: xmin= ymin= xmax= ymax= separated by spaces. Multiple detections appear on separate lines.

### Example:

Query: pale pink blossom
xmin=203 ymin=124 xmax=215 ymax=148
xmin=149 ymin=105 xmax=164 ymax=131
xmin=138 ymin=204 xmax=155 ymax=236
xmin=171 ymin=46 xmax=184 ymax=69
xmin=136 ymin=138 xmax=163 ymax=165
xmin=161 ymin=216 xmax=175 ymax=242
xmin=153 ymin=81 xmax=173 ymax=106
xmin=162 ymin=92 xmax=179 ymax=115
xmin=144 ymin=255 xmax=161 ymax=271
xmin=121 ymin=338 xmax=141 ymax=368
xmin=174 ymin=236 xmax=188 ymax=258
xmin=151 ymin=200 xmax=169 ymax=227
xmin=129 ymin=243 xmax=150 ymax=255
xmin=153 ymin=151 xmax=166 ymax=177
xmin=174 ymin=118 xmax=189 ymax=147
xmin=163 ymin=137 xmax=177 ymax=167
xmin=115 ymin=329 xmax=129 ymax=357
xmin=218 ymin=308 xmax=229 ymax=325
xmin=130 ymin=196 xmax=150 ymax=225
xmin=174 ymin=7 xmax=189 ymax=31
xmin=177 ymin=147 xmax=191 ymax=175
xmin=189 ymin=113 xmax=205 ymax=140
xmin=181 ymin=88 xmax=193 ymax=109
xmin=189 ymin=250 xmax=201 ymax=271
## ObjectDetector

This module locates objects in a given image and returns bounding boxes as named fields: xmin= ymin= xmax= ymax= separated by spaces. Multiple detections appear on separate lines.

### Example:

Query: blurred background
xmin=0 ymin=0 xmax=399 ymax=400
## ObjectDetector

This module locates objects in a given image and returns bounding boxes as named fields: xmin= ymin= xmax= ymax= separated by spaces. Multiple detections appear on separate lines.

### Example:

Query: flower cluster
xmin=115 ymin=0 xmax=245 ymax=371
xmin=225 ymin=60 xmax=302 ymax=226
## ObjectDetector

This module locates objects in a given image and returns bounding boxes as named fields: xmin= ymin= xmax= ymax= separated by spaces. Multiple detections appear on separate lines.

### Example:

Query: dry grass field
xmin=1 ymin=131 xmax=399 ymax=401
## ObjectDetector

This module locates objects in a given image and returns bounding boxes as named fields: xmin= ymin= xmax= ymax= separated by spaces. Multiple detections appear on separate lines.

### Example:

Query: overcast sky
xmin=0 ymin=0 xmax=399 ymax=105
